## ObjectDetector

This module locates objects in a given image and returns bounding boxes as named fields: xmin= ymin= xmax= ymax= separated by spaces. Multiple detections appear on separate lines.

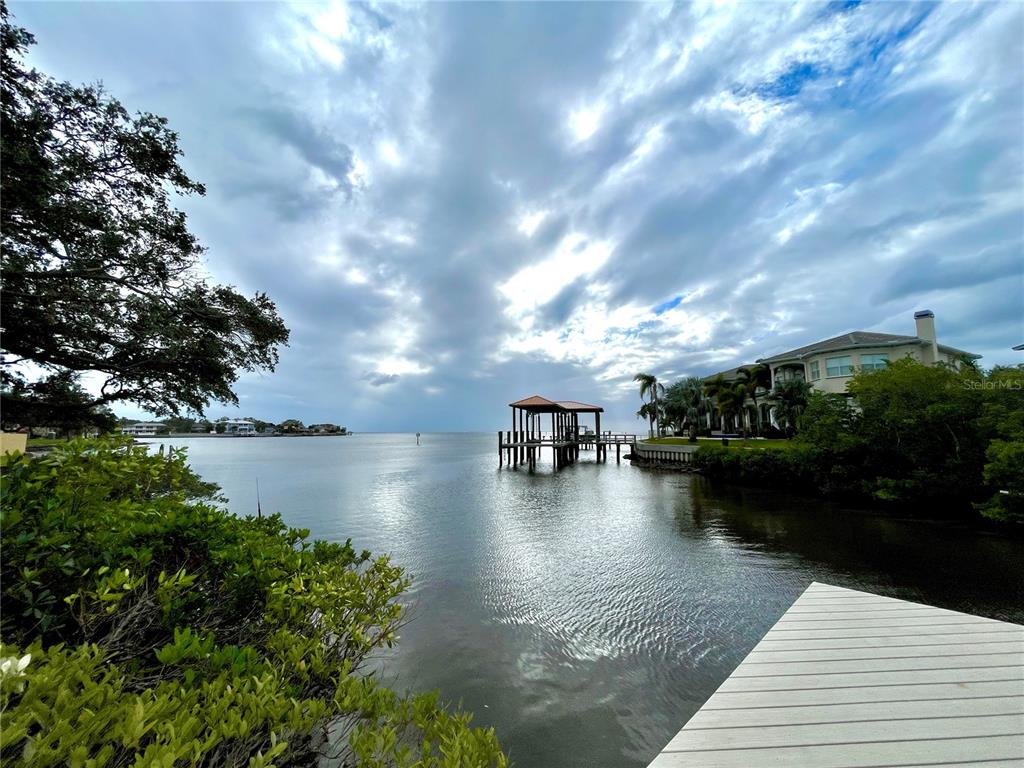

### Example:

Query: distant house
xmin=121 ymin=422 xmax=166 ymax=437
xmin=220 ymin=419 xmax=256 ymax=435
xmin=706 ymin=310 xmax=980 ymax=431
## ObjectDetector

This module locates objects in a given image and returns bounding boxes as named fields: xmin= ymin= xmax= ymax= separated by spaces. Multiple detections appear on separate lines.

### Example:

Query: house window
xmin=809 ymin=361 xmax=820 ymax=381
xmin=826 ymin=355 xmax=854 ymax=377
xmin=860 ymin=353 xmax=889 ymax=372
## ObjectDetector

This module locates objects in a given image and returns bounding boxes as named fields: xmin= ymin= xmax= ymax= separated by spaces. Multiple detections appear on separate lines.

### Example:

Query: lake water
xmin=142 ymin=432 xmax=1023 ymax=768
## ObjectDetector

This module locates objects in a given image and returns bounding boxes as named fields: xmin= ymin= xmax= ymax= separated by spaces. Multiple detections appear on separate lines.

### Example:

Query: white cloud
xmin=498 ymin=234 xmax=614 ymax=321
xmin=378 ymin=140 xmax=402 ymax=167
xmin=516 ymin=210 xmax=548 ymax=237
xmin=567 ymin=104 xmax=604 ymax=143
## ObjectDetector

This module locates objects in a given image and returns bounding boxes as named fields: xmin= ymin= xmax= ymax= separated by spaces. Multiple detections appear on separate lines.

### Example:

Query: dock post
xmin=551 ymin=412 xmax=556 ymax=469
xmin=498 ymin=431 xmax=503 ymax=467
xmin=517 ymin=409 xmax=523 ymax=465
xmin=616 ymin=443 xmax=620 ymax=464
xmin=511 ymin=410 xmax=517 ymax=469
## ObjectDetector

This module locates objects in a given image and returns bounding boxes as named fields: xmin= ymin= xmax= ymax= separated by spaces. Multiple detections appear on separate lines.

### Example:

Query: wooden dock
xmin=648 ymin=582 xmax=1024 ymax=767
xmin=500 ymin=395 xmax=636 ymax=470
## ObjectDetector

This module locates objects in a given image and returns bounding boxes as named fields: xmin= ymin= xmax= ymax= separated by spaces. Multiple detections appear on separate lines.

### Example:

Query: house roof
xmin=508 ymin=395 xmax=603 ymax=413
xmin=554 ymin=400 xmax=604 ymax=413
xmin=703 ymin=364 xmax=758 ymax=383
xmin=509 ymin=395 xmax=558 ymax=408
xmin=757 ymin=331 xmax=980 ymax=363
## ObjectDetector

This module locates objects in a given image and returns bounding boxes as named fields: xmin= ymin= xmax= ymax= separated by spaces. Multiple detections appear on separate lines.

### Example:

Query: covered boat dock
xmin=500 ymin=395 xmax=635 ymax=470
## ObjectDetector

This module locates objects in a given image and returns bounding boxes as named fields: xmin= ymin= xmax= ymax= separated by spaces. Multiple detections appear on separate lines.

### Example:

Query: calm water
xmin=143 ymin=433 xmax=1023 ymax=768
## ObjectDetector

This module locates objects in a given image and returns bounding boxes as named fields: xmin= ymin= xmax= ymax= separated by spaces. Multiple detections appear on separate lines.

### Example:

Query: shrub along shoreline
xmin=0 ymin=440 xmax=507 ymax=767
xmin=690 ymin=360 xmax=1023 ymax=524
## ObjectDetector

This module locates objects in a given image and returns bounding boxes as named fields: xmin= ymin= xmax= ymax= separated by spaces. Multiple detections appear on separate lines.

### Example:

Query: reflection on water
xmin=144 ymin=433 xmax=1023 ymax=768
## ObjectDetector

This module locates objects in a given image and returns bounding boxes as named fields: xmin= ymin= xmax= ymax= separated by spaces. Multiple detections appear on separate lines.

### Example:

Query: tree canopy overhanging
xmin=0 ymin=6 xmax=289 ymax=424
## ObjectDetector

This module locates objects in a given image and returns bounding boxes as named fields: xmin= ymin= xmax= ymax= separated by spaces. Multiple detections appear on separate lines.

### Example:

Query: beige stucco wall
xmin=804 ymin=344 xmax=926 ymax=393
xmin=1 ymin=432 xmax=28 ymax=455
xmin=765 ymin=344 xmax=934 ymax=395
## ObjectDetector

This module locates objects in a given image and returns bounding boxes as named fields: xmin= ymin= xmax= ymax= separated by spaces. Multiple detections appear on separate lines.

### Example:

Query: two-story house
xmin=705 ymin=310 xmax=979 ymax=432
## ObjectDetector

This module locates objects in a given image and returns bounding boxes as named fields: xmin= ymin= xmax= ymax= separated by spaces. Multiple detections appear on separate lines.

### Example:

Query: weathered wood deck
xmin=648 ymin=581 xmax=1024 ymax=767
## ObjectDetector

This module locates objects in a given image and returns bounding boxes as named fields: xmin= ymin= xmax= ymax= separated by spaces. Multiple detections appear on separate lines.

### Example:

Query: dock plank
xmin=648 ymin=735 xmax=1024 ymax=768
xmin=647 ymin=583 xmax=1024 ymax=767
xmin=685 ymin=695 xmax=1024 ymax=728
xmin=704 ymin=679 xmax=1024 ymax=709
xmin=744 ymin=640 xmax=1024 ymax=662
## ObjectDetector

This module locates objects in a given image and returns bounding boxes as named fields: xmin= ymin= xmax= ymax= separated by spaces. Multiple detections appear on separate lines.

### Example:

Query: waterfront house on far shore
xmin=706 ymin=310 xmax=980 ymax=430
xmin=121 ymin=421 xmax=167 ymax=437
xmin=756 ymin=310 xmax=979 ymax=395
xmin=220 ymin=419 xmax=256 ymax=435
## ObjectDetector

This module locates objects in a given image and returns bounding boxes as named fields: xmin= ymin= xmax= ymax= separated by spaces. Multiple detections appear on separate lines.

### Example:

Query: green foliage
xmin=633 ymin=373 xmax=664 ymax=438
xmin=691 ymin=443 xmax=817 ymax=487
xmin=766 ymin=379 xmax=812 ymax=434
xmin=0 ymin=371 xmax=115 ymax=435
xmin=796 ymin=392 xmax=859 ymax=450
xmin=693 ymin=361 xmax=1024 ymax=522
xmin=703 ymin=374 xmax=758 ymax=434
xmin=845 ymin=359 xmax=986 ymax=505
xmin=0 ymin=10 xmax=289 ymax=419
xmin=736 ymin=364 xmax=771 ymax=432
xmin=0 ymin=439 xmax=507 ymax=766
xmin=663 ymin=377 xmax=709 ymax=437
xmin=976 ymin=440 xmax=1024 ymax=523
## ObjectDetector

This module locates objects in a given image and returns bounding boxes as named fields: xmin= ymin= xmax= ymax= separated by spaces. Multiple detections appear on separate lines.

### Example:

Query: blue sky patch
xmin=653 ymin=295 xmax=684 ymax=315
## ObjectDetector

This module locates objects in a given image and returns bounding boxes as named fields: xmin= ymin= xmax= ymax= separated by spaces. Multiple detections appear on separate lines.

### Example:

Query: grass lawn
xmin=642 ymin=437 xmax=793 ymax=450
xmin=26 ymin=437 xmax=71 ymax=448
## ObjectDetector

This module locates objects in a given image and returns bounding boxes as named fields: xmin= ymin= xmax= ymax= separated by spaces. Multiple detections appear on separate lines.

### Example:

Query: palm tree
xmin=665 ymin=376 xmax=710 ymax=439
xmin=715 ymin=382 xmax=748 ymax=434
xmin=634 ymin=372 xmax=664 ymax=438
xmin=635 ymin=401 xmax=662 ymax=438
xmin=737 ymin=363 xmax=771 ymax=435
xmin=767 ymin=378 xmax=812 ymax=436
xmin=703 ymin=374 xmax=731 ymax=431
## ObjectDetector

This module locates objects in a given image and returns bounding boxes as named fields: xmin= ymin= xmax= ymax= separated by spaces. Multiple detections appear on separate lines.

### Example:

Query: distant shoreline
xmin=136 ymin=432 xmax=352 ymax=439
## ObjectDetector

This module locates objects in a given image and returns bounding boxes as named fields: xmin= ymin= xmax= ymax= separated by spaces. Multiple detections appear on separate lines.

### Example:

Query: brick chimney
xmin=914 ymin=310 xmax=939 ymax=364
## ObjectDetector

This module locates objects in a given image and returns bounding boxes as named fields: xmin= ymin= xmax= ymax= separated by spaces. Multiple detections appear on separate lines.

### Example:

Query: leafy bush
xmin=691 ymin=444 xmax=816 ymax=487
xmin=692 ymin=361 xmax=1024 ymax=522
xmin=975 ymin=440 xmax=1024 ymax=524
xmin=0 ymin=439 xmax=506 ymax=767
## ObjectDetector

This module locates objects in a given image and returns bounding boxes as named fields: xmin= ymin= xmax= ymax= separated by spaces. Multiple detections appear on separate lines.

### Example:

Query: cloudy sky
xmin=16 ymin=1 xmax=1023 ymax=431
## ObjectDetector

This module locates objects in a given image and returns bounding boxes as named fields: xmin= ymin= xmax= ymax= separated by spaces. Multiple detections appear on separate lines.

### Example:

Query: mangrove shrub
xmin=0 ymin=439 xmax=507 ymax=767
xmin=691 ymin=360 xmax=1024 ymax=521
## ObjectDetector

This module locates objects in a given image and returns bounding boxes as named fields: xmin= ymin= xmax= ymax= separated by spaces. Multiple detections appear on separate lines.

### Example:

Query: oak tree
xmin=0 ymin=7 xmax=289 ymax=424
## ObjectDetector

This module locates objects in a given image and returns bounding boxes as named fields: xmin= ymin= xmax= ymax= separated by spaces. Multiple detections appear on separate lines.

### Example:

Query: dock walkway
xmin=649 ymin=582 xmax=1024 ymax=767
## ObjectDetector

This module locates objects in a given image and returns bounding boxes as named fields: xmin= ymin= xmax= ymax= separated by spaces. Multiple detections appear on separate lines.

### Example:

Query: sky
xmin=14 ymin=1 xmax=1024 ymax=431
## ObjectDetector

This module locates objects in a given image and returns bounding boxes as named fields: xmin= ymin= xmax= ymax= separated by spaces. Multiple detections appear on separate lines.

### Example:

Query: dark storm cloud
xmin=362 ymin=372 xmax=399 ymax=387
xmin=239 ymin=106 xmax=357 ymax=196
xmin=13 ymin=0 xmax=1022 ymax=430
